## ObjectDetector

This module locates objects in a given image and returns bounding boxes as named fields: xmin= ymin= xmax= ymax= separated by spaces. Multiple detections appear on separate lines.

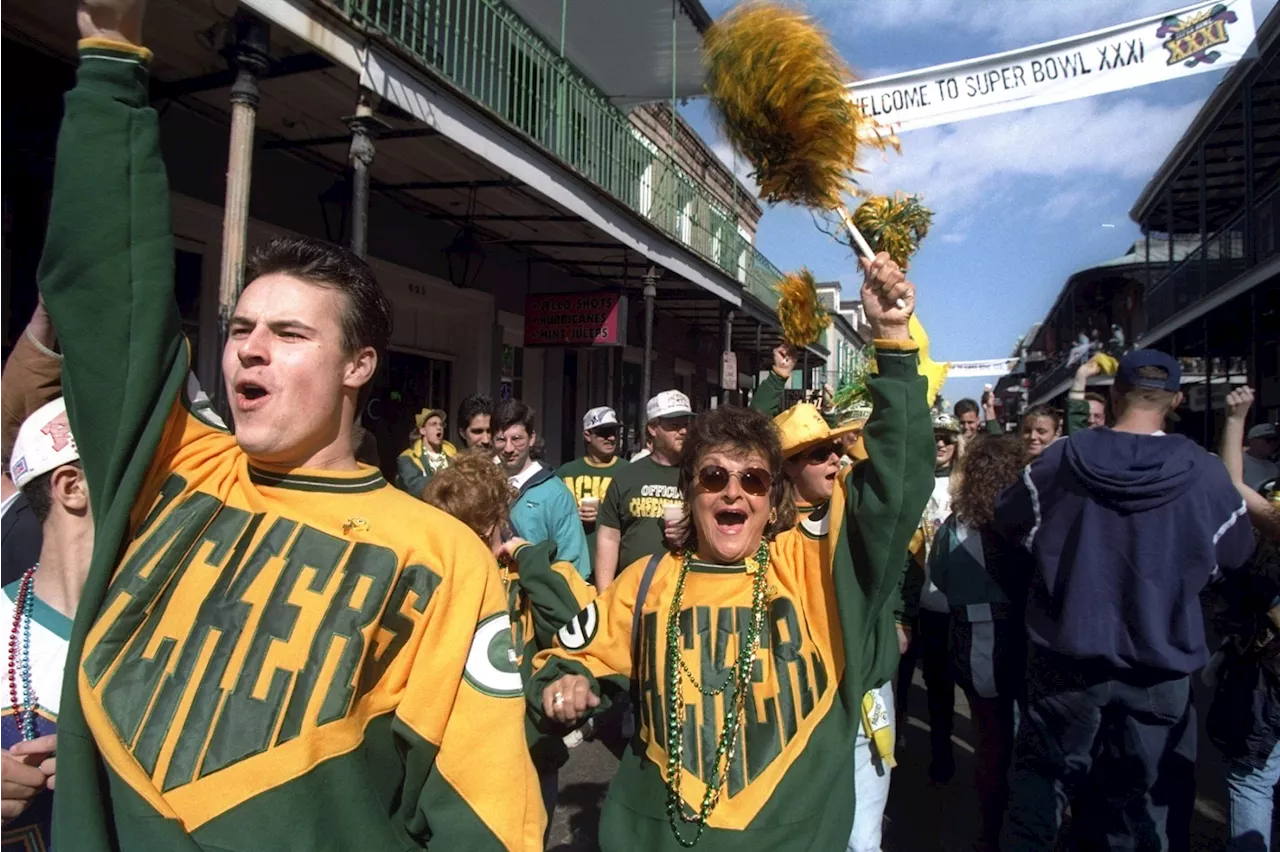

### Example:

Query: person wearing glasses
xmin=559 ymin=407 xmax=630 ymax=579
xmin=593 ymin=391 xmax=693 ymax=592
xmin=524 ymin=255 xmax=933 ymax=851
xmin=493 ymin=399 xmax=591 ymax=579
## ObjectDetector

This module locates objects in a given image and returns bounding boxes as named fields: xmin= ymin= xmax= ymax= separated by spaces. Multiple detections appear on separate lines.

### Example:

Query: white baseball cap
xmin=646 ymin=390 xmax=692 ymax=422
xmin=583 ymin=406 xmax=619 ymax=431
xmin=10 ymin=398 xmax=81 ymax=490
xmin=1248 ymin=423 xmax=1278 ymax=440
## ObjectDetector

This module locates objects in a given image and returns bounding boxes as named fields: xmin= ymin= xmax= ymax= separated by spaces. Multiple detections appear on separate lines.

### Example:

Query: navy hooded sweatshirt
xmin=992 ymin=428 xmax=1254 ymax=675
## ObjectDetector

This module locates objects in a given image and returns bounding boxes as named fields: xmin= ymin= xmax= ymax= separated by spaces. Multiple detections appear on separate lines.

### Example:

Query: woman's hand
xmin=771 ymin=344 xmax=796 ymax=380
xmin=860 ymin=252 xmax=914 ymax=341
xmin=14 ymin=736 xmax=57 ymax=792
xmin=1219 ymin=386 xmax=1254 ymax=486
xmin=77 ymin=0 xmax=146 ymax=45
xmin=1226 ymin=386 xmax=1255 ymax=422
xmin=541 ymin=675 xmax=599 ymax=725
xmin=496 ymin=537 xmax=530 ymax=563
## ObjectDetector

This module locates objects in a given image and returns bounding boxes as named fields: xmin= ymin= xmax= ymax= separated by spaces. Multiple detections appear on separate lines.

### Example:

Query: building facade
xmin=2 ymin=0 xmax=817 ymax=472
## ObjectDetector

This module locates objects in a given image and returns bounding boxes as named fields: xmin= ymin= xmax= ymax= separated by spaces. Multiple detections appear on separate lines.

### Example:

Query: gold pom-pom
xmin=851 ymin=193 xmax=934 ymax=270
xmin=704 ymin=2 xmax=896 ymax=211
xmin=775 ymin=268 xmax=831 ymax=347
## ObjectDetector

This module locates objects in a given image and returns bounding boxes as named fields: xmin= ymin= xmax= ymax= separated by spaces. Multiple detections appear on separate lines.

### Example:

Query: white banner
xmin=948 ymin=358 xmax=1020 ymax=378
xmin=848 ymin=0 xmax=1256 ymax=133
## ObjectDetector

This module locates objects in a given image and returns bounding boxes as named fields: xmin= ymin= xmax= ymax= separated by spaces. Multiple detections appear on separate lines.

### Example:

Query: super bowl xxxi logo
xmin=1157 ymin=4 xmax=1239 ymax=68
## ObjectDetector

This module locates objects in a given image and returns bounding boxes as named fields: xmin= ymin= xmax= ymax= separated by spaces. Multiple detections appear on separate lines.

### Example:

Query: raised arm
xmin=1220 ymin=386 xmax=1253 ymax=487
xmin=749 ymin=345 xmax=794 ymax=418
xmin=38 ymin=9 xmax=186 ymax=510
xmin=842 ymin=255 xmax=935 ymax=598
xmin=1064 ymin=359 xmax=1102 ymax=435
xmin=1 ymin=301 xmax=63 ymax=462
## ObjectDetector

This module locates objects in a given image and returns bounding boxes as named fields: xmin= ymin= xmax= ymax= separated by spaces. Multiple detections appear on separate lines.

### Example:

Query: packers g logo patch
xmin=557 ymin=602 xmax=599 ymax=650
xmin=463 ymin=613 xmax=523 ymax=697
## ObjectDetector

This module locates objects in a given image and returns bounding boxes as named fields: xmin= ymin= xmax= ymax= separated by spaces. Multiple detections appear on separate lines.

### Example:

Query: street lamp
xmin=444 ymin=226 xmax=485 ymax=288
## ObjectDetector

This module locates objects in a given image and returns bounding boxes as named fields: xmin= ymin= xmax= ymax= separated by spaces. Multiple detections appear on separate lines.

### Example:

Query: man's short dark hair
xmin=1115 ymin=366 xmax=1178 ymax=410
xmin=246 ymin=237 xmax=392 ymax=359
xmin=954 ymin=398 xmax=980 ymax=418
xmin=492 ymin=400 xmax=536 ymax=437
xmin=457 ymin=394 xmax=493 ymax=436
xmin=1084 ymin=392 xmax=1108 ymax=408
xmin=24 ymin=462 xmax=83 ymax=525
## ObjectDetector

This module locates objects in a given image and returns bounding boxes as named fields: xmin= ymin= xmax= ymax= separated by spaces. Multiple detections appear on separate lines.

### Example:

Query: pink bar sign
xmin=524 ymin=292 xmax=627 ymax=347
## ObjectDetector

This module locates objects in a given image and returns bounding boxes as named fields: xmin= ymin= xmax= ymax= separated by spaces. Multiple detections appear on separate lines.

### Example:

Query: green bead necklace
xmin=663 ymin=540 xmax=771 ymax=848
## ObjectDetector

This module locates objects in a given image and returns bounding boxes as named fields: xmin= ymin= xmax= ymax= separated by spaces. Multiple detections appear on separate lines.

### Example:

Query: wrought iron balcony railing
xmin=328 ymin=0 xmax=784 ymax=308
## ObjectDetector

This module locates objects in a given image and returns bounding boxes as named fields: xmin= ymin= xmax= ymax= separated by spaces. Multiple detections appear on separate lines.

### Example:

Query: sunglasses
xmin=590 ymin=427 xmax=619 ymax=439
xmin=696 ymin=464 xmax=774 ymax=497
xmin=802 ymin=442 xmax=842 ymax=464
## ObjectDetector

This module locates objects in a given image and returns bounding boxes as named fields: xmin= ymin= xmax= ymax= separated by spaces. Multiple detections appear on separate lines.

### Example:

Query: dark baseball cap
xmin=1117 ymin=349 xmax=1182 ymax=391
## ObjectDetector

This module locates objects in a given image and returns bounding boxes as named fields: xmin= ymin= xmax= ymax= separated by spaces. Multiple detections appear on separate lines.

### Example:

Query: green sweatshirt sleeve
xmin=835 ymin=344 xmax=934 ymax=702
xmin=749 ymin=370 xmax=788 ymax=417
xmin=396 ymin=451 xmax=430 ymax=498
xmin=43 ymin=43 xmax=191 ymax=850
xmin=984 ymin=417 xmax=1004 ymax=435
xmin=1065 ymin=397 xmax=1090 ymax=435
xmin=514 ymin=540 xmax=597 ymax=650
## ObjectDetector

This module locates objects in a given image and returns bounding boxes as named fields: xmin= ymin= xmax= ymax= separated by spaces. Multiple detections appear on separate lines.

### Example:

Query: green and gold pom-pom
xmin=851 ymin=193 xmax=934 ymax=269
xmin=775 ymin=268 xmax=831 ymax=347
xmin=703 ymin=2 xmax=897 ymax=211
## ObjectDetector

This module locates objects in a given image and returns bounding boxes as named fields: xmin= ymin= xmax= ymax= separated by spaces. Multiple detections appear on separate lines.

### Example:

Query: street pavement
xmin=548 ymin=666 xmax=1253 ymax=851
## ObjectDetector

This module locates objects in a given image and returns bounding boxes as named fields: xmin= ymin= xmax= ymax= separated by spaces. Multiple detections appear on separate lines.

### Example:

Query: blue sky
xmin=682 ymin=0 xmax=1275 ymax=406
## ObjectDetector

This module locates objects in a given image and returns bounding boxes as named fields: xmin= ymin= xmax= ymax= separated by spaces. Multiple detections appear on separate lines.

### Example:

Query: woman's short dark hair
xmin=675 ymin=406 xmax=794 ymax=554
xmin=952 ymin=434 xmax=1028 ymax=528
xmin=246 ymin=237 xmax=392 ymax=359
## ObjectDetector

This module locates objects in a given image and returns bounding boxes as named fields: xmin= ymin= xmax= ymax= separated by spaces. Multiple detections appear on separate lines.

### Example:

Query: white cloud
xmin=853 ymin=95 xmax=1204 ymax=225
xmin=1036 ymin=187 xmax=1112 ymax=222
xmin=939 ymin=231 xmax=968 ymax=244
xmin=710 ymin=140 xmax=762 ymax=195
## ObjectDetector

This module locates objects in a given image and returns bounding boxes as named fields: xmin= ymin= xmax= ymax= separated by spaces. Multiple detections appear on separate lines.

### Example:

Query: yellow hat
xmin=774 ymin=403 xmax=859 ymax=459
xmin=414 ymin=408 xmax=447 ymax=429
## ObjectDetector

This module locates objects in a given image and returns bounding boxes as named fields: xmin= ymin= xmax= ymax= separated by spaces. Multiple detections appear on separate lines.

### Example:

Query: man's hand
xmin=860 ymin=252 xmax=913 ymax=341
xmin=771 ymin=344 xmax=796 ymax=381
xmin=11 ymin=736 xmax=57 ymax=793
xmin=1071 ymin=357 xmax=1102 ymax=394
xmin=541 ymin=674 xmax=599 ymax=725
xmin=578 ymin=503 xmax=598 ymax=524
xmin=77 ymin=0 xmax=146 ymax=45
xmin=896 ymin=624 xmax=911 ymax=656
xmin=1226 ymin=386 xmax=1255 ymax=422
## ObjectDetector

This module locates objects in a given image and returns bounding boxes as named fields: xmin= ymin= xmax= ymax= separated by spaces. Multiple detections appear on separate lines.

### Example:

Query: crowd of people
xmin=2 ymin=6 xmax=1279 ymax=852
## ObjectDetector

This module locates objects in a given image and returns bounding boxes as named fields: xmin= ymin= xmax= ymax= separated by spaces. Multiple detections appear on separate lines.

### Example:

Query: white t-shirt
xmin=918 ymin=474 xmax=953 ymax=614
xmin=1 ymin=580 xmax=71 ymax=849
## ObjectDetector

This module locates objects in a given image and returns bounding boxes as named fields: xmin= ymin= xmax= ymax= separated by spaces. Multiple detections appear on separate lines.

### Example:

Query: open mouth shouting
xmin=234 ymin=378 xmax=270 ymax=412
xmin=714 ymin=507 xmax=749 ymax=537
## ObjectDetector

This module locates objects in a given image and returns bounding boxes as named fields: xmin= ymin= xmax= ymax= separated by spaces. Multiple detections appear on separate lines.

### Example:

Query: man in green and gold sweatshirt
xmin=45 ymin=3 xmax=544 ymax=849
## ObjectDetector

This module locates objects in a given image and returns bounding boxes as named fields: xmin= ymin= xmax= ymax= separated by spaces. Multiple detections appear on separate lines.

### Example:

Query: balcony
xmin=1144 ymin=185 xmax=1277 ymax=333
xmin=326 ymin=0 xmax=783 ymax=300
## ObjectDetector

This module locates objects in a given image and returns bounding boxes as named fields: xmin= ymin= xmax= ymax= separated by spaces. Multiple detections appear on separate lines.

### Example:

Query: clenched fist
xmin=78 ymin=0 xmax=146 ymax=46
